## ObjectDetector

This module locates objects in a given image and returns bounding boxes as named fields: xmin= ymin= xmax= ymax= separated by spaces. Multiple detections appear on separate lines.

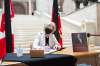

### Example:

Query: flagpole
xmin=4 ymin=0 xmax=12 ymax=53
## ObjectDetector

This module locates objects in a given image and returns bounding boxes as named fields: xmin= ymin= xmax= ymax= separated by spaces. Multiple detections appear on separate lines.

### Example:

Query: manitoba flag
xmin=52 ymin=0 xmax=63 ymax=48
xmin=0 ymin=0 xmax=14 ymax=59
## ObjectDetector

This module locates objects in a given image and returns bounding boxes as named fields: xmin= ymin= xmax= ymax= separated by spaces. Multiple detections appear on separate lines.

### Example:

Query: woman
xmin=32 ymin=22 xmax=61 ymax=50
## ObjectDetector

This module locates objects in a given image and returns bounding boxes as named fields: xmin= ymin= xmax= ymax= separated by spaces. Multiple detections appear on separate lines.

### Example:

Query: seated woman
xmin=32 ymin=22 xmax=61 ymax=51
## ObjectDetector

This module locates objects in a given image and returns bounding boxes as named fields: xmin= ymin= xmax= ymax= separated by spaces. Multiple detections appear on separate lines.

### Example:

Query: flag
xmin=51 ymin=0 xmax=63 ymax=48
xmin=0 ymin=1 xmax=6 ymax=60
xmin=0 ymin=0 xmax=14 ymax=59
xmin=0 ymin=32 xmax=6 ymax=60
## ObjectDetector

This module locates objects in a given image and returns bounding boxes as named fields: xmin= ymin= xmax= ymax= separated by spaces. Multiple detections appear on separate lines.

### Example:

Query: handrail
xmin=62 ymin=3 xmax=96 ymax=16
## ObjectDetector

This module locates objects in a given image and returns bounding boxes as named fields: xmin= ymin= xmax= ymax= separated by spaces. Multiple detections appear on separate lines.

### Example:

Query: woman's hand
xmin=53 ymin=45 xmax=61 ymax=50
xmin=44 ymin=46 xmax=51 ymax=52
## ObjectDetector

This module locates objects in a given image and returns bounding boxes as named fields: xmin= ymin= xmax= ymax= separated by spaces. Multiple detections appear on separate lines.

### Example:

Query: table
xmin=3 ymin=47 xmax=100 ymax=66
xmin=3 ymin=53 xmax=77 ymax=66
xmin=1 ymin=61 xmax=27 ymax=66
xmin=53 ymin=47 xmax=100 ymax=66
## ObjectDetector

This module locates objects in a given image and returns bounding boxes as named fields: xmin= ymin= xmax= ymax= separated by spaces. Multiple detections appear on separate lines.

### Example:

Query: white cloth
xmin=32 ymin=32 xmax=60 ymax=50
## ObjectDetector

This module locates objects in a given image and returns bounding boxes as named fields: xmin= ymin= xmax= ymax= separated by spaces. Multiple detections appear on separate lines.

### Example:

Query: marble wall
xmin=96 ymin=3 xmax=100 ymax=45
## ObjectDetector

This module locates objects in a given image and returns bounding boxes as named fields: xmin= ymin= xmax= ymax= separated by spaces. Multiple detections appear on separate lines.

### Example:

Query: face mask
xmin=45 ymin=28 xmax=52 ymax=34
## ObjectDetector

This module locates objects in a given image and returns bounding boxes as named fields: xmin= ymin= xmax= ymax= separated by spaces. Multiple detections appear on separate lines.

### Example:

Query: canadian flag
xmin=0 ymin=32 xmax=6 ymax=60
xmin=0 ymin=8 xmax=6 ymax=60
xmin=0 ymin=0 xmax=14 ymax=60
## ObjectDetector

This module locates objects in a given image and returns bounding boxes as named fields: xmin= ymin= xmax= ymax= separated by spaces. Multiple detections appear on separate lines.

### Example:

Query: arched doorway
xmin=13 ymin=2 xmax=26 ymax=15
xmin=0 ymin=0 xmax=2 ymax=8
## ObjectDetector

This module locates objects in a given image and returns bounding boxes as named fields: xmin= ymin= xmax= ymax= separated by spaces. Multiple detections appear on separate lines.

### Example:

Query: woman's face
xmin=44 ymin=23 xmax=55 ymax=35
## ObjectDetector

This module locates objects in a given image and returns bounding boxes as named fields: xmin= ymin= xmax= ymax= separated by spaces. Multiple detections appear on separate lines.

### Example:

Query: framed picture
xmin=71 ymin=32 xmax=88 ymax=52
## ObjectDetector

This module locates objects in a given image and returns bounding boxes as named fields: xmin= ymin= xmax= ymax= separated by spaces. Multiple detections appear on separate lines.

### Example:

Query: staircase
xmin=13 ymin=15 xmax=51 ymax=52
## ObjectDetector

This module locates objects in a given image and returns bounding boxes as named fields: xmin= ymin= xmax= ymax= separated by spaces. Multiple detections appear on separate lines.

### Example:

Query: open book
xmin=32 ymin=47 xmax=57 ymax=55
xmin=44 ymin=49 xmax=57 ymax=54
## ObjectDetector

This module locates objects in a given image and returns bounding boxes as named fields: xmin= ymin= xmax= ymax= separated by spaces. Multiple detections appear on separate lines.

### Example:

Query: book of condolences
xmin=71 ymin=32 xmax=88 ymax=52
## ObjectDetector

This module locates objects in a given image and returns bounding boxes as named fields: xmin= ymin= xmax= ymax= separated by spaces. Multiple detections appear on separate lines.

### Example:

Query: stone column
xmin=32 ymin=0 xmax=36 ymax=11
xmin=36 ymin=0 xmax=53 ymax=14
xmin=29 ymin=0 xmax=32 ymax=15
xmin=96 ymin=3 xmax=100 ymax=45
